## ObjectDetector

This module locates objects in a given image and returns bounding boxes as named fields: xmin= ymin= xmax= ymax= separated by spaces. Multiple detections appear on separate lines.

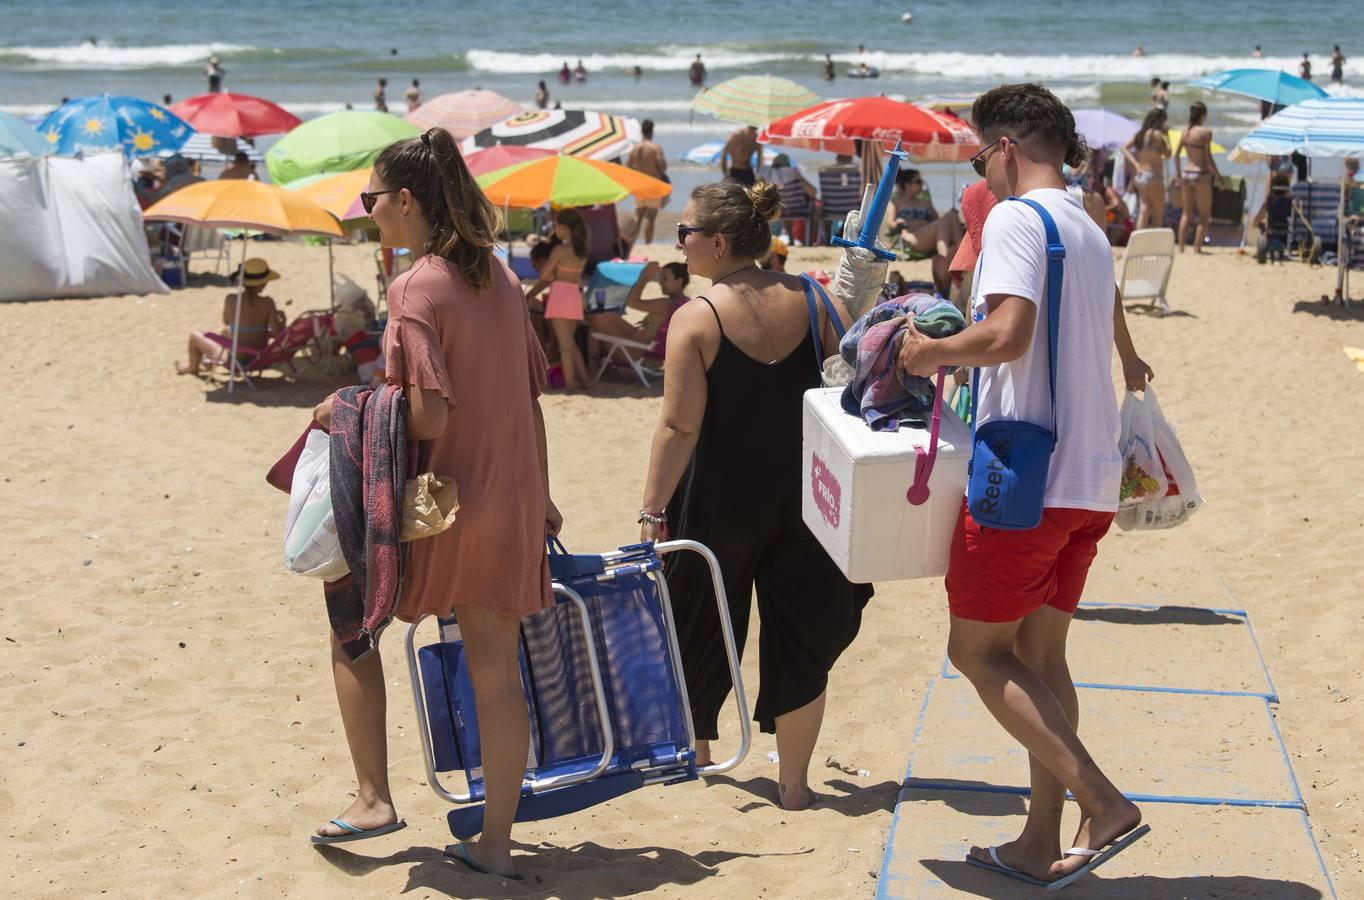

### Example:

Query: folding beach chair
xmin=405 ymin=539 xmax=750 ymax=840
xmin=205 ymin=311 xmax=335 ymax=387
xmin=1119 ymin=228 xmax=1175 ymax=316
xmin=818 ymin=165 xmax=863 ymax=245
xmin=777 ymin=177 xmax=817 ymax=246
xmin=584 ymin=262 xmax=661 ymax=386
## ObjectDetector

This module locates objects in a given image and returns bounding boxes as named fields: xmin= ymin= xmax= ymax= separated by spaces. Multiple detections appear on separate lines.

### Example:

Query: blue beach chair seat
xmin=405 ymin=539 xmax=749 ymax=839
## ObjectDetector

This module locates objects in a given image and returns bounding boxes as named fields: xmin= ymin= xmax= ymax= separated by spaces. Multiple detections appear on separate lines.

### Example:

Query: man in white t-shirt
xmin=897 ymin=83 xmax=1144 ymax=890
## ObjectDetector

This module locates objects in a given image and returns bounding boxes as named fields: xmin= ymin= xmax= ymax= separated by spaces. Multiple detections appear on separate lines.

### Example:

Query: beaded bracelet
xmin=637 ymin=510 xmax=668 ymax=526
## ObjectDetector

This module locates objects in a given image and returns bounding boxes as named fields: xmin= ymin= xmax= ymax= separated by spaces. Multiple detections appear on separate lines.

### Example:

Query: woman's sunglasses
xmin=969 ymin=138 xmax=1004 ymax=178
xmin=677 ymin=223 xmax=705 ymax=244
xmin=360 ymin=190 xmax=395 ymax=215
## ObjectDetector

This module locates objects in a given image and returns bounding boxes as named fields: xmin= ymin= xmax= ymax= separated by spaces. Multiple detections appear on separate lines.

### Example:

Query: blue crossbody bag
xmin=966 ymin=197 xmax=1064 ymax=531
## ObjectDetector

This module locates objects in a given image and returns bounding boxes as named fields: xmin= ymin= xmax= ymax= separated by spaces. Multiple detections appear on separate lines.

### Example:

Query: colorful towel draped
xmin=326 ymin=384 xmax=408 ymax=662
xmin=839 ymin=293 xmax=966 ymax=431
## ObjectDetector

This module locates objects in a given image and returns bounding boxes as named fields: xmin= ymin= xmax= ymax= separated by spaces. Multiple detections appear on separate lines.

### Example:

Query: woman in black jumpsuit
xmin=639 ymin=180 xmax=872 ymax=811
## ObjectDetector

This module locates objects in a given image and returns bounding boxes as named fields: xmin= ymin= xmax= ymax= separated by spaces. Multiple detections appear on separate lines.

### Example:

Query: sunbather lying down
xmin=588 ymin=261 xmax=691 ymax=354
xmin=176 ymin=258 xmax=285 ymax=375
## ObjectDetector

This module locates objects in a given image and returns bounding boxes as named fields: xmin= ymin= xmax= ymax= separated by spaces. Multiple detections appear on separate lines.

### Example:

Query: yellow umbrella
xmin=285 ymin=167 xmax=372 ymax=220
xmin=145 ymin=180 xmax=343 ymax=391
xmin=1167 ymin=127 xmax=1226 ymax=155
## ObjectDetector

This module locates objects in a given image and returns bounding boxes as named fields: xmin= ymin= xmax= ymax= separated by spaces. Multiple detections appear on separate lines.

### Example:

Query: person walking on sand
xmin=721 ymin=124 xmax=760 ymax=187
xmin=534 ymin=80 xmax=550 ymax=109
xmin=690 ymin=54 xmax=707 ymax=87
xmin=405 ymin=79 xmax=422 ymax=113
xmin=1121 ymin=108 xmax=1171 ymax=229
xmin=896 ymin=83 xmax=1146 ymax=890
xmin=1331 ymin=46 xmax=1346 ymax=83
xmin=639 ymin=179 xmax=871 ymax=811
xmin=310 ymin=128 xmax=560 ymax=881
xmin=626 ymin=119 xmax=668 ymax=244
xmin=1174 ymin=101 xmax=1221 ymax=254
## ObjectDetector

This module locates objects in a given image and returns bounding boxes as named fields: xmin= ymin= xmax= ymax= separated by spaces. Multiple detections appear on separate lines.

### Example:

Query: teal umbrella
xmin=0 ymin=111 xmax=48 ymax=156
xmin=265 ymin=110 xmax=418 ymax=184
xmin=1189 ymin=69 xmax=1328 ymax=107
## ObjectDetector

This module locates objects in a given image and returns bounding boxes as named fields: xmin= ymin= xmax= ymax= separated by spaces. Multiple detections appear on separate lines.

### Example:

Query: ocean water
xmin=1 ymin=0 xmax=1358 ymax=201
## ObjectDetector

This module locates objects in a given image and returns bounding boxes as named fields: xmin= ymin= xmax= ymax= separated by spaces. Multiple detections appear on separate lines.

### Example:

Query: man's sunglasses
xmin=677 ymin=223 xmax=705 ymax=245
xmin=360 ymin=190 xmax=395 ymax=215
xmin=969 ymin=138 xmax=1005 ymax=178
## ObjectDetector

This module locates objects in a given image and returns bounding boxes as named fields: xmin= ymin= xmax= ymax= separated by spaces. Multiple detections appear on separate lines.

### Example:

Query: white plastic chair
xmin=1119 ymin=228 xmax=1175 ymax=316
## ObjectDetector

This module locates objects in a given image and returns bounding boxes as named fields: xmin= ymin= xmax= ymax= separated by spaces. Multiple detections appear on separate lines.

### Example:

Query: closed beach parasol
xmin=144 ymin=180 xmax=342 ymax=390
xmin=169 ymin=92 xmax=301 ymax=138
xmin=0 ymin=111 xmax=48 ymax=156
xmin=406 ymin=90 xmax=522 ymax=139
xmin=1236 ymin=97 xmax=1364 ymax=302
xmin=1189 ymin=69 xmax=1328 ymax=107
xmin=691 ymin=75 xmax=820 ymax=127
xmin=1070 ymin=109 xmax=1139 ymax=150
xmin=760 ymin=97 xmax=979 ymax=160
xmin=39 ymin=94 xmax=191 ymax=157
xmin=475 ymin=154 xmax=670 ymax=209
xmin=462 ymin=109 xmax=642 ymax=161
xmin=265 ymin=110 xmax=419 ymax=185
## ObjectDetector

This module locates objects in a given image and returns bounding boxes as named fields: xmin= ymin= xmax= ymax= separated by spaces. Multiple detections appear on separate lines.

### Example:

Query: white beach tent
xmin=0 ymin=153 xmax=167 ymax=301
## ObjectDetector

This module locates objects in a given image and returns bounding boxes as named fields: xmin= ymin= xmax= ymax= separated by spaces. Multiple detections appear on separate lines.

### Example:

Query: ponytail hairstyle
xmin=555 ymin=207 xmax=590 ymax=259
xmin=971 ymin=82 xmax=1089 ymax=169
xmin=1188 ymin=101 xmax=1208 ymax=128
xmin=372 ymin=127 xmax=503 ymax=291
xmin=690 ymin=179 xmax=782 ymax=260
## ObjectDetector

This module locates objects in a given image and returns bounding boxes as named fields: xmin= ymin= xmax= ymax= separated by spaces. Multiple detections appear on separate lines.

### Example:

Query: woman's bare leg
xmin=177 ymin=331 xmax=223 ymax=375
xmin=774 ymin=690 xmax=827 ymax=810
xmin=451 ymin=604 xmax=530 ymax=878
xmin=1193 ymin=178 xmax=1214 ymax=253
xmin=1177 ymin=180 xmax=1195 ymax=252
xmin=316 ymin=634 xmax=398 ymax=837
xmin=551 ymin=319 xmax=589 ymax=389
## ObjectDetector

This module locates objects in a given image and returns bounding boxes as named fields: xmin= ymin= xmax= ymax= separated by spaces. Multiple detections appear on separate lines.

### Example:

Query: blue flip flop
xmin=444 ymin=842 xmax=524 ymax=881
xmin=309 ymin=817 xmax=407 ymax=845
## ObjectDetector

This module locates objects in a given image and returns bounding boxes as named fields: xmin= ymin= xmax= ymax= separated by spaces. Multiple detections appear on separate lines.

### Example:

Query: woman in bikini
xmin=1174 ymin=102 xmax=1223 ymax=254
xmin=175 ymin=257 xmax=284 ymax=375
xmin=587 ymin=260 xmax=691 ymax=353
xmin=526 ymin=209 xmax=591 ymax=389
xmin=888 ymin=168 xmax=964 ymax=295
xmin=1121 ymin=109 xmax=1171 ymax=230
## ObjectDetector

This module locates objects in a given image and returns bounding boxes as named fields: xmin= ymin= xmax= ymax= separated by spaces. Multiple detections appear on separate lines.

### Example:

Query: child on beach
xmin=525 ymin=209 xmax=591 ymax=390
xmin=896 ymin=83 xmax=1146 ymax=889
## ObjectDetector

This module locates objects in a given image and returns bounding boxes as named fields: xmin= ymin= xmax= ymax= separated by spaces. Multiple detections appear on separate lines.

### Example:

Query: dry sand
xmin=1 ymin=238 xmax=1361 ymax=898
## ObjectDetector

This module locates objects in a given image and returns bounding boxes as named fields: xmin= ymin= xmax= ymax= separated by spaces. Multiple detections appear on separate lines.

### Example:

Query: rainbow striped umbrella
xmin=405 ymin=90 xmax=522 ymax=139
xmin=691 ymin=75 xmax=820 ymax=128
xmin=461 ymin=109 xmax=641 ymax=161
xmin=475 ymin=154 xmax=670 ymax=209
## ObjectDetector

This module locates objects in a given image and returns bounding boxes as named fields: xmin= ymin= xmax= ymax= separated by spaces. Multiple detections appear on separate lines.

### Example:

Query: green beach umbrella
xmin=691 ymin=75 xmax=821 ymax=128
xmin=265 ymin=110 xmax=418 ymax=185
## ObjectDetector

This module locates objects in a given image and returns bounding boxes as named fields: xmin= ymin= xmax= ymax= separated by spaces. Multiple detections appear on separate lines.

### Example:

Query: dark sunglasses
xmin=360 ymin=190 xmax=395 ymax=215
xmin=969 ymin=137 xmax=1005 ymax=178
xmin=677 ymin=223 xmax=705 ymax=245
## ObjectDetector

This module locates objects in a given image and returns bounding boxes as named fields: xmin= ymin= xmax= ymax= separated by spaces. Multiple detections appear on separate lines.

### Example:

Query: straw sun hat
xmin=238 ymin=258 xmax=281 ymax=287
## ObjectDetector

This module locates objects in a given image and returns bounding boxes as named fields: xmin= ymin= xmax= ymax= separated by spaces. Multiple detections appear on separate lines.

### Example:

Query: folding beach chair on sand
xmin=405 ymin=539 xmax=750 ymax=840
xmin=204 ymin=311 xmax=335 ymax=387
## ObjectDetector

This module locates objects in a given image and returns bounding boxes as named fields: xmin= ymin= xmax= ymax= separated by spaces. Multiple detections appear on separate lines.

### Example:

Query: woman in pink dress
xmin=311 ymin=127 xmax=560 ymax=880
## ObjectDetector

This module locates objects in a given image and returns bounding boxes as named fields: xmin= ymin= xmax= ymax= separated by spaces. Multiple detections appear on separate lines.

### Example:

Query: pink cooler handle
xmin=906 ymin=366 xmax=947 ymax=506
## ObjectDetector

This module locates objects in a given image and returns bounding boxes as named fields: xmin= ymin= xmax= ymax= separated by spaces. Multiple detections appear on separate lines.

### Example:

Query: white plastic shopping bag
xmin=1115 ymin=387 xmax=1204 ymax=531
xmin=1118 ymin=389 xmax=1167 ymax=507
xmin=283 ymin=430 xmax=350 ymax=580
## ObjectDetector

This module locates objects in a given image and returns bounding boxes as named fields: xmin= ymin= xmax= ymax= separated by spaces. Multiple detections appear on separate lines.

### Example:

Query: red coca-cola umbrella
xmin=759 ymin=96 xmax=979 ymax=161
xmin=169 ymin=92 xmax=302 ymax=138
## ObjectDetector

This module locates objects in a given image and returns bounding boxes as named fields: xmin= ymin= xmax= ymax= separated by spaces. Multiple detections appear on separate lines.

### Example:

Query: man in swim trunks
xmin=626 ymin=119 xmax=668 ymax=244
xmin=721 ymin=125 xmax=760 ymax=187
xmin=689 ymin=54 xmax=706 ymax=87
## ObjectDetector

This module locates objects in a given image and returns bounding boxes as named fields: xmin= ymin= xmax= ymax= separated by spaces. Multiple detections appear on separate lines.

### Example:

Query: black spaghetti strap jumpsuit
xmin=665 ymin=297 xmax=873 ymax=739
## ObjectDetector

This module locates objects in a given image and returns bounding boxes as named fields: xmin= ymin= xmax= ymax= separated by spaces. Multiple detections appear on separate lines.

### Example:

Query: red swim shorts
xmin=945 ymin=498 xmax=1115 ymax=623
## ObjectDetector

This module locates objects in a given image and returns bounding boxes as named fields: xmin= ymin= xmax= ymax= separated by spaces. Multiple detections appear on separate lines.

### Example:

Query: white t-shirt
xmin=971 ymin=188 xmax=1120 ymax=513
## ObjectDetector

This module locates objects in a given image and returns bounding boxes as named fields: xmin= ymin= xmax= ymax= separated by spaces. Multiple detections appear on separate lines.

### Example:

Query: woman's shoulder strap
xmin=694 ymin=295 xmax=724 ymax=338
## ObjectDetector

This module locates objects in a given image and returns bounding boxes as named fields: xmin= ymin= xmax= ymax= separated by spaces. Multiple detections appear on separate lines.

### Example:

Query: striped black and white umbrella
xmin=159 ymin=132 xmax=264 ymax=162
xmin=460 ymin=109 xmax=641 ymax=162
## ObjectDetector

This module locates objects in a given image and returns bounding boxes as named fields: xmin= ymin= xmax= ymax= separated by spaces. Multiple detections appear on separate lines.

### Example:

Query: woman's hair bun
xmin=747 ymin=180 xmax=782 ymax=222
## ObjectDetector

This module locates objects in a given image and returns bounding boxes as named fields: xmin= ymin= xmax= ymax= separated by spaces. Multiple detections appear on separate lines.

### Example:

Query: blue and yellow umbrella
xmin=38 ymin=94 xmax=193 ymax=157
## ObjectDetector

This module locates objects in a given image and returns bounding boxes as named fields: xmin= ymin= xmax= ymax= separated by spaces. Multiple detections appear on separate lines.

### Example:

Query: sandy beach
xmin=2 ymin=238 xmax=1361 ymax=898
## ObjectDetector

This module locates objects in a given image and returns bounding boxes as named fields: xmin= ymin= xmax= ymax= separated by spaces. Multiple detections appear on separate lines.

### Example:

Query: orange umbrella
xmin=475 ymin=154 xmax=670 ymax=209
xmin=145 ymin=180 xmax=342 ymax=390
xmin=284 ymin=167 xmax=372 ymax=221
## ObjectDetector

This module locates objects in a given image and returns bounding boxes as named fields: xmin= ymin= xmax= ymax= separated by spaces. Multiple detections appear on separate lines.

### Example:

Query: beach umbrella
xmin=161 ymin=133 xmax=264 ymax=163
xmin=405 ymin=90 xmax=522 ymax=139
xmin=680 ymin=141 xmax=776 ymax=167
xmin=475 ymin=154 xmax=670 ymax=209
xmin=0 ymin=111 xmax=48 ymax=156
xmin=691 ymin=75 xmax=820 ymax=128
xmin=760 ymin=97 xmax=979 ymax=160
xmin=169 ymin=92 xmax=301 ymax=138
xmin=282 ymin=167 xmax=378 ymax=306
xmin=265 ymin=110 xmax=418 ymax=185
xmin=916 ymin=96 xmax=977 ymax=115
xmin=462 ymin=144 xmax=555 ymax=177
xmin=1236 ymin=97 xmax=1364 ymax=302
xmin=1071 ymin=109 xmax=1139 ymax=150
xmin=144 ymin=180 xmax=342 ymax=390
xmin=1189 ymin=69 xmax=1328 ymax=107
xmin=38 ymin=94 xmax=191 ymax=157
xmin=461 ymin=109 xmax=642 ymax=161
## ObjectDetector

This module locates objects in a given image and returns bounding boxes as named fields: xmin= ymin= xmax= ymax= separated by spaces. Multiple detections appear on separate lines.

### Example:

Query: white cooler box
xmin=802 ymin=387 xmax=971 ymax=582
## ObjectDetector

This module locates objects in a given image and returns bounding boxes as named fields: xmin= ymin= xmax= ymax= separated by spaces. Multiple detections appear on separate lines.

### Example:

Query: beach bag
xmin=966 ymin=198 xmax=1063 ymax=531
xmin=1116 ymin=387 xmax=1203 ymax=530
xmin=803 ymin=273 xmax=852 ymax=387
xmin=1118 ymin=390 xmax=1168 ymax=507
xmin=283 ymin=430 xmax=350 ymax=581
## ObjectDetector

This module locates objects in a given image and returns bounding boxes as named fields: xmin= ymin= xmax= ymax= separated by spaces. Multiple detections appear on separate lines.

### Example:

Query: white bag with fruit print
xmin=1115 ymin=387 xmax=1203 ymax=531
